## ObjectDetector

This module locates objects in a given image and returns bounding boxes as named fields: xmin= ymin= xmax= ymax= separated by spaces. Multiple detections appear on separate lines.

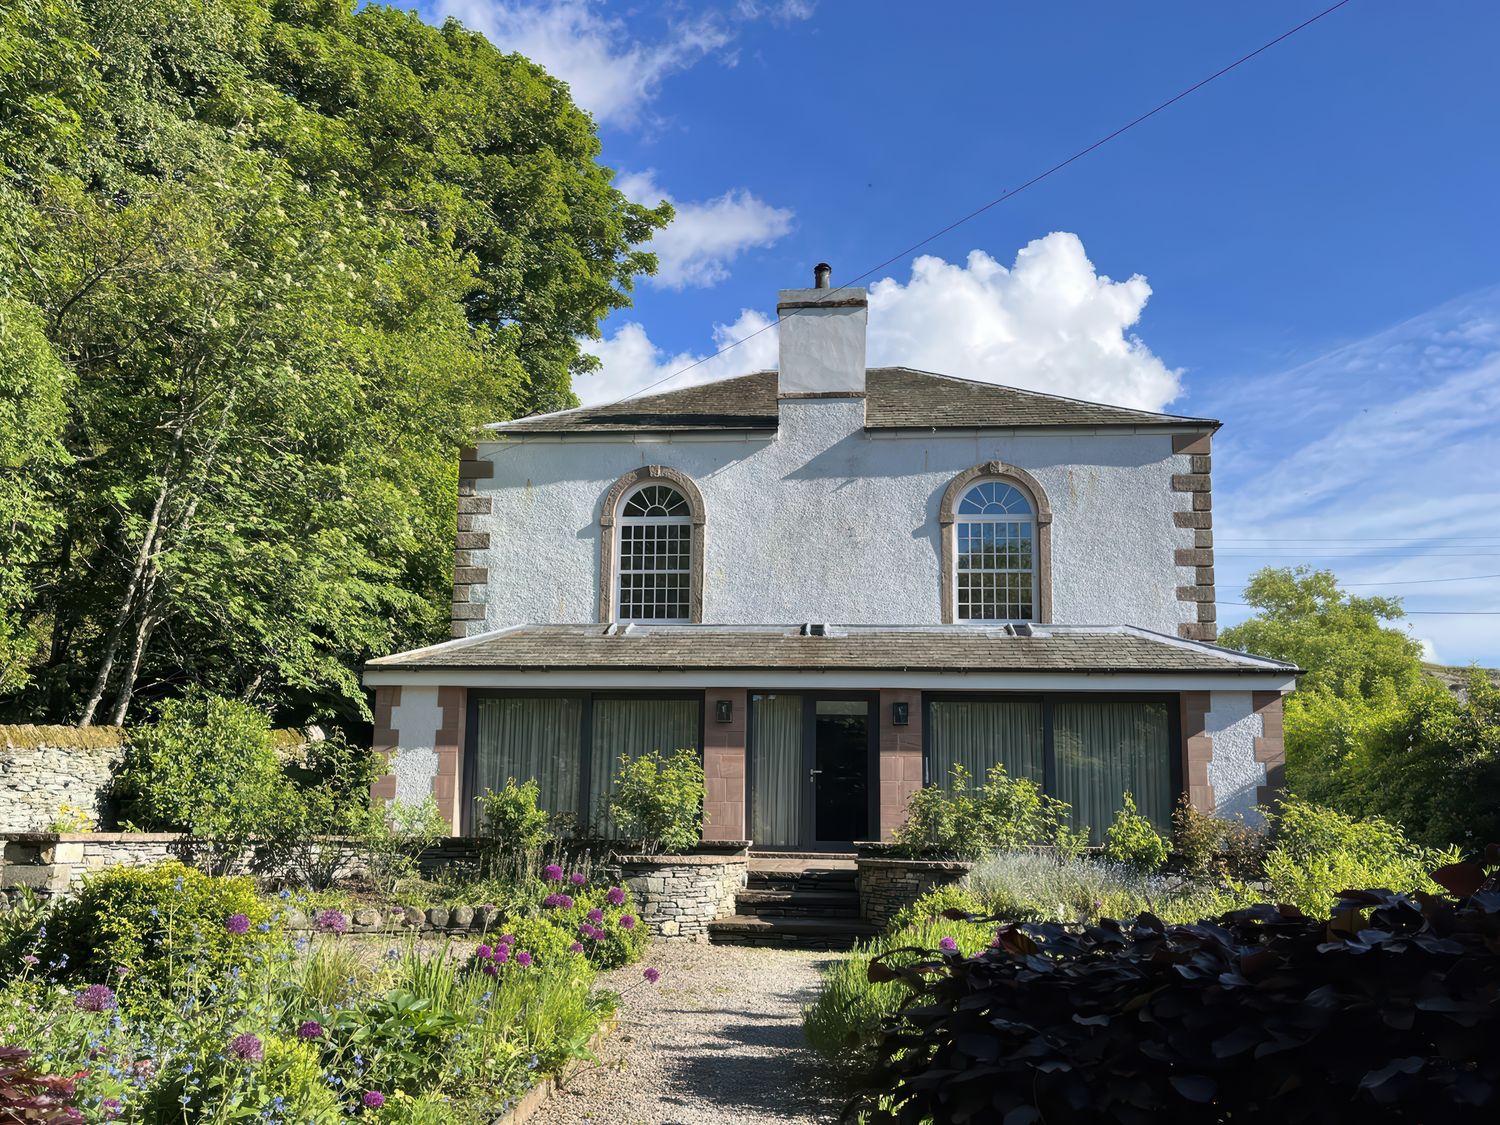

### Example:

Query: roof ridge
xmin=870 ymin=366 xmax=1216 ymax=425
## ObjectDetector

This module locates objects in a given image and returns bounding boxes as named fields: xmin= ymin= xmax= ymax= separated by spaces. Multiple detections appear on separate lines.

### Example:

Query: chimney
xmin=777 ymin=263 xmax=867 ymax=397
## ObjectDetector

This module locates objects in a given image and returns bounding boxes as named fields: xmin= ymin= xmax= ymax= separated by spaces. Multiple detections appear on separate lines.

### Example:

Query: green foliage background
xmin=0 ymin=0 xmax=667 ymax=726
xmin=1222 ymin=566 xmax=1500 ymax=847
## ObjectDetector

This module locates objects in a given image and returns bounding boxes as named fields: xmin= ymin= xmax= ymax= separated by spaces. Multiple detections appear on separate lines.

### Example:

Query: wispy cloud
xmin=619 ymin=171 xmax=793 ymax=289
xmin=432 ymin=0 xmax=811 ymax=128
xmin=1206 ymin=286 xmax=1500 ymax=665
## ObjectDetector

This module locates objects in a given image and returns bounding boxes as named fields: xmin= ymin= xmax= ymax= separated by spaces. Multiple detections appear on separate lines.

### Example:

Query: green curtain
xmin=472 ymin=696 xmax=584 ymax=825
xmin=1053 ymin=701 xmax=1172 ymax=843
xmin=927 ymin=700 xmax=1045 ymax=788
xmin=750 ymin=694 xmax=802 ymax=847
xmin=589 ymin=698 xmax=702 ymax=836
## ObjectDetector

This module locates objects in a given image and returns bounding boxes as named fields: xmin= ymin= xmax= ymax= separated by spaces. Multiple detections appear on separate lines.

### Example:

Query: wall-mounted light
xmin=715 ymin=699 xmax=734 ymax=723
xmin=891 ymin=701 xmax=909 ymax=726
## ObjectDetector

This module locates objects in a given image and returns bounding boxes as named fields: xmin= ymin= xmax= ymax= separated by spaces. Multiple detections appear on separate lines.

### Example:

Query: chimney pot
xmin=813 ymin=262 xmax=832 ymax=289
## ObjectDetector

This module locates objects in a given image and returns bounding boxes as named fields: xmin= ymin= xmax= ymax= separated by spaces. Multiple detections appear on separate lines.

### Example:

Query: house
xmin=363 ymin=267 xmax=1296 ymax=849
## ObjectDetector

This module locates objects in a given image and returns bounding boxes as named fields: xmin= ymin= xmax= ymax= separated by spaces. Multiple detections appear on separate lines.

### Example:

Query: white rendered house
xmin=364 ymin=269 xmax=1294 ymax=848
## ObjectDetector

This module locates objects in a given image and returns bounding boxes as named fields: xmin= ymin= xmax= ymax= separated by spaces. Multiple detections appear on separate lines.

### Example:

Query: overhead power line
xmin=1229 ymin=572 xmax=1500 ymax=589
xmin=1222 ymin=603 xmax=1500 ymax=616
xmin=526 ymin=0 xmax=1357 ymax=422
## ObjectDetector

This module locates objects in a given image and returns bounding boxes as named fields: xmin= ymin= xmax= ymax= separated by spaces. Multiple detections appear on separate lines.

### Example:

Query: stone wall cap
xmin=855 ymin=856 xmax=974 ymax=872
xmin=616 ymin=853 xmax=749 ymax=866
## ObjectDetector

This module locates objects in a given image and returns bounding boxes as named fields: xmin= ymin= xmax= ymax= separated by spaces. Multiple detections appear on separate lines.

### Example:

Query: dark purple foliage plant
xmin=853 ymin=848 xmax=1500 ymax=1124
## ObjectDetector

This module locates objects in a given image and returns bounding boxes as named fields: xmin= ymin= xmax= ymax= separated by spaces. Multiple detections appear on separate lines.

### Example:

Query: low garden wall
xmin=616 ymin=851 xmax=748 ymax=941
xmin=856 ymin=855 xmax=972 ymax=928
xmin=0 ymin=725 xmax=127 ymax=833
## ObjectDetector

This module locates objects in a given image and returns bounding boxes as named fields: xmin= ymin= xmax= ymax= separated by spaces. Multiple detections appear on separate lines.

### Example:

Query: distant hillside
xmin=1424 ymin=663 xmax=1500 ymax=696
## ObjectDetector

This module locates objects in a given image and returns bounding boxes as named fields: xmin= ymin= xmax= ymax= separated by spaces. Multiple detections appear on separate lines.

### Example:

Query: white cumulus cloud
xmin=864 ymin=235 xmax=1181 ymax=412
xmin=618 ymin=171 xmax=794 ymax=289
xmin=580 ymin=233 xmax=1183 ymax=412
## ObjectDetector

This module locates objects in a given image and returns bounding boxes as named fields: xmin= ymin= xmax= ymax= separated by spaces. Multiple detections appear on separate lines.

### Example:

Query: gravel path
xmin=531 ymin=943 xmax=845 ymax=1125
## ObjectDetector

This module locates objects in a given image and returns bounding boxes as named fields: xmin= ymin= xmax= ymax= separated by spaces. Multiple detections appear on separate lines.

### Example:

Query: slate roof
xmin=367 ymin=624 xmax=1295 ymax=676
xmin=487 ymin=368 xmax=1218 ymax=435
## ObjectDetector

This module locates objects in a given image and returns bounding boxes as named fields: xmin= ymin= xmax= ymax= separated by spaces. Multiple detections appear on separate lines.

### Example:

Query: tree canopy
xmin=1223 ymin=566 xmax=1500 ymax=847
xmin=0 ymin=0 xmax=668 ymax=725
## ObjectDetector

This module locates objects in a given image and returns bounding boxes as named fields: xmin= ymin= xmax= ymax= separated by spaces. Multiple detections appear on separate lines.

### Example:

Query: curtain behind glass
xmin=1053 ymin=701 xmax=1171 ymax=843
xmin=589 ymin=698 xmax=702 ymax=836
xmin=927 ymin=700 xmax=1044 ymax=789
xmin=750 ymin=694 xmax=802 ymax=847
xmin=472 ymin=697 xmax=584 ymax=826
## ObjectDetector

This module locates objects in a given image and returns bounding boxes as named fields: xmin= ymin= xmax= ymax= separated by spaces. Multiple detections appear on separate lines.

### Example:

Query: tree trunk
xmin=106 ymin=597 xmax=158 ymax=726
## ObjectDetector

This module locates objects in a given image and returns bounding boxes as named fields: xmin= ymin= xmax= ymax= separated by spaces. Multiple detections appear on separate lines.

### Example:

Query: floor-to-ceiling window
xmin=465 ymin=693 xmax=702 ymax=834
xmin=924 ymin=694 xmax=1177 ymax=844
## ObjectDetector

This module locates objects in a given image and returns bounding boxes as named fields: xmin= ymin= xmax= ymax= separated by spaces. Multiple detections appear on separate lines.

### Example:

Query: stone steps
xmin=707 ymin=914 xmax=879 ymax=950
xmin=734 ymin=887 xmax=860 ymax=917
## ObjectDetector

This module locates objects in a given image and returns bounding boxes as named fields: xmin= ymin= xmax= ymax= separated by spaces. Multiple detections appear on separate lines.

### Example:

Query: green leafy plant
xmin=1101 ymin=791 xmax=1169 ymax=873
xmin=116 ymin=692 xmax=297 ymax=871
xmin=44 ymin=802 xmax=95 ymax=833
xmin=1262 ymin=798 xmax=1457 ymax=917
xmin=361 ymin=797 xmax=448 ymax=896
xmin=475 ymin=779 xmax=555 ymax=878
xmin=39 ymin=859 xmax=277 ymax=1011
xmin=607 ymin=749 xmax=705 ymax=855
xmin=894 ymin=763 xmax=1084 ymax=861
xmin=1171 ymin=797 xmax=1269 ymax=881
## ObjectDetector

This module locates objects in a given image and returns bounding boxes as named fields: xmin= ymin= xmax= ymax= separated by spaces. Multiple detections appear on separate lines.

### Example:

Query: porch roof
xmin=365 ymin=623 xmax=1297 ymax=677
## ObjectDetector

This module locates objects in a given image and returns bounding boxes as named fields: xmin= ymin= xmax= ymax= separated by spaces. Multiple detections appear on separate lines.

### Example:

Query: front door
xmin=749 ymin=693 xmax=873 ymax=849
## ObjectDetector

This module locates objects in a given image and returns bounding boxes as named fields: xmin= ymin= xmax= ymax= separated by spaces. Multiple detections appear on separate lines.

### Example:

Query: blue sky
xmin=421 ymin=1 xmax=1500 ymax=664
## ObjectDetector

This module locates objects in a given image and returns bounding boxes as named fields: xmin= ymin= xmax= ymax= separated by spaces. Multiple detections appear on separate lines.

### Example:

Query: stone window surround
xmin=939 ymin=461 xmax=1053 ymax=625
xmin=598 ymin=465 xmax=706 ymax=624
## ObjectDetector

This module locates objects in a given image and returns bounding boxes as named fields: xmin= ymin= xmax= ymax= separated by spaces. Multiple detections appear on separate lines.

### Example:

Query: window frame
xmin=939 ymin=461 xmax=1053 ymax=624
xmin=598 ymin=465 xmax=706 ymax=624
xmin=920 ymin=690 xmax=1184 ymax=837
xmin=460 ymin=688 xmax=706 ymax=835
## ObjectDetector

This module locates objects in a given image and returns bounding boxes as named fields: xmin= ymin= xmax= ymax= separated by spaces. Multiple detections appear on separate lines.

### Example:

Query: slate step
xmin=746 ymin=870 xmax=858 ymax=892
xmin=734 ymin=888 xmax=860 ymax=918
xmin=708 ymin=914 xmax=879 ymax=950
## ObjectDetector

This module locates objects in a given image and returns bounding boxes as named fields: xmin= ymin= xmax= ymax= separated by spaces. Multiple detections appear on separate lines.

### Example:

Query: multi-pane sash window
xmin=617 ymin=484 xmax=692 ymax=621
xmin=955 ymin=482 xmax=1036 ymax=621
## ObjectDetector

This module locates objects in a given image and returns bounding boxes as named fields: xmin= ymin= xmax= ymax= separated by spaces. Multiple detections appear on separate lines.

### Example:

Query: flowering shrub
xmin=38 ymin=860 xmax=276 ymax=1011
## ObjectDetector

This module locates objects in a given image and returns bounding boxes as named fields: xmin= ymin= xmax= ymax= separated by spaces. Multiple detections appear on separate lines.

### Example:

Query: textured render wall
xmin=386 ymin=686 xmax=444 ymax=810
xmin=702 ymin=689 xmax=747 ymax=842
xmin=1206 ymin=691 xmax=1268 ymax=823
xmin=878 ymin=689 xmax=924 ymax=841
xmin=466 ymin=399 xmax=1200 ymax=634
xmin=0 ymin=726 xmax=126 ymax=832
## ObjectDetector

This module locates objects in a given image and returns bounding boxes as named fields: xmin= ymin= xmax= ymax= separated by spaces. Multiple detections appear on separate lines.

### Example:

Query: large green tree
xmin=1223 ymin=566 xmax=1500 ymax=846
xmin=0 ymin=0 xmax=668 ymax=724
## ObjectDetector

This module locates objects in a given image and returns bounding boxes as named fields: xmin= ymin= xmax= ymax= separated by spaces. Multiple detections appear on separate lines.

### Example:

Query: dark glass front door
xmin=813 ymin=699 xmax=870 ymax=845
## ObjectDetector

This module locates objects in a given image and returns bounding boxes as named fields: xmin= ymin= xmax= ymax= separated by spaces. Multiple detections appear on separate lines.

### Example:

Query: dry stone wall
xmin=616 ymin=853 xmax=747 ymax=941
xmin=0 ymin=726 xmax=126 ymax=833
xmin=857 ymin=856 xmax=971 ymax=928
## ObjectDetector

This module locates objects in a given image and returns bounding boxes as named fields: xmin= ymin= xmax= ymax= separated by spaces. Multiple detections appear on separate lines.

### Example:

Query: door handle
xmin=808 ymin=769 xmax=823 ymax=777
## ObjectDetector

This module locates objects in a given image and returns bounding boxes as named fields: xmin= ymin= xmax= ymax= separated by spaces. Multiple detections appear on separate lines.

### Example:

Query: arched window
xmin=940 ymin=462 xmax=1053 ymax=624
xmin=598 ymin=466 xmax=706 ymax=623
xmin=617 ymin=483 xmax=692 ymax=621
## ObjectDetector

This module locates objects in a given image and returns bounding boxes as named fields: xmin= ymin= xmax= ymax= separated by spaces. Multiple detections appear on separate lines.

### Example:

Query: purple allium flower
xmin=493 ymin=945 xmax=509 ymax=964
xmin=297 ymin=1020 xmax=323 ymax=1040
xmin=620 ymin=914 xmax=637 ymax=930
xmin=587 ymin=908 xmax=604 ymax=924
xmin=224 ymin=913 xmax=250 ymax=935
xmin=515 ymin=950 xmax=533 ymax=967
xmin=315 ymin=909 xmax=349 ymax=934
xmin=643 ymin=967 xmax=660 ymax=984
xmin=544 ymin=893 xmax=575 ymax=910
xmin=569 ymin=871 xmax=586 ymax=885
xmin=476 ymin=944 xmax=492 ymax=959
xmin=568 ymin=942 xmax=584 ymax=953
xmin=938 ymin=936 xmax=958 ymax=952
xmin=578 ymin=923 xmax=600 ymax=940
xmin=20 ymin=955 xmax=38 ymax=966
xmin=229 ymin=1033 xmax=263 ymax=1062
xmin=499 ymin=933 xmax=516 ymax=945
xmin=362 ymin=1091 xmax=385 ymax=1109
xmin=605 ymin=886 xmax=625 ymax=906
xmin=74 ymin=985 xmax=117 ymax=1012
xmin=482 ymin=961 xmax=497 ymax=977
xmin=543 ymin=864 xmax=564 ymax=882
